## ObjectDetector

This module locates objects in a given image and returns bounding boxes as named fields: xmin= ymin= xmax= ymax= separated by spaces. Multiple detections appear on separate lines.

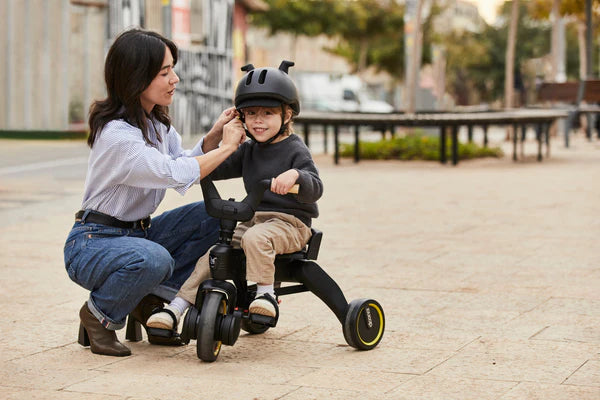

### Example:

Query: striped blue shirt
xmin=81 ymin=119 xmax=204 ymax=221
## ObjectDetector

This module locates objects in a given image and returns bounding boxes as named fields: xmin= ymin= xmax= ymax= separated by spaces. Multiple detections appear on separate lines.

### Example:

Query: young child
xmin=147 ymin=61 xmax=323 ymax=328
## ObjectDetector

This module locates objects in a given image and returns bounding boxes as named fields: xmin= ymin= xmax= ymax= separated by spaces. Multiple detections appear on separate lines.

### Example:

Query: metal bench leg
xmin=512 ymin=124 xmax=518 ymax=161
xmin=536 ymin=123 xmax=542 ymax=161
xmin=354 ymin=125 xmax=360 ymax=163
xmin=564 ymin=110 xmax=576 ymax=148
xmin=451 ymin=126 xmax=459 ymax=165
xmin=521 ymin=124 xmax=526 ymax=159
xmin=323 ymin=125 xmax=328 ymax=154
xmin=483 ymin=125 xmax=488 ymax=147
xmin=545 ymin=123 xmax=551 ymax=158
xmin=334 ymin=125 xmax=339 ymax=164
xmin=440 ymin=125 xmax=447 ymax=164
xmin=586 ymin=113 xmax=592 ymax=140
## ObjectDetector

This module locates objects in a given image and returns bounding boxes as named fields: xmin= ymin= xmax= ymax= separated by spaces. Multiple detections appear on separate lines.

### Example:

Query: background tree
xmin=251 ymin=0 xmax=429 ymax=81
xmin=529 ymin=0 xmax=600 ymax=79
xmin=505 ymin=0 xmax=519 ymax=108
xmin=441 ymin=2 xmax=550 ymax=105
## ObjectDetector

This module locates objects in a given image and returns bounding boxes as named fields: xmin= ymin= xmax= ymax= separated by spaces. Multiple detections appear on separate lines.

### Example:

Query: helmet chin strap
xmin=237 ymin=106 xmax=288 ymax=146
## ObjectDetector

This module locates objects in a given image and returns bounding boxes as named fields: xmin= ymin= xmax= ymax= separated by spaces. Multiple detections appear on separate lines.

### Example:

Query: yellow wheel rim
xmin=212 ymin=299 xmax=228 ymax=356
xmin=356 ymin=303 xmax=384 ymax=346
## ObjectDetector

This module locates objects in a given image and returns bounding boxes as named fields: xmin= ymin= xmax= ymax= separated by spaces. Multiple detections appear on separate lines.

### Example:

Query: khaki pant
xmin=177 ymin=211 xmax=312 ymax=304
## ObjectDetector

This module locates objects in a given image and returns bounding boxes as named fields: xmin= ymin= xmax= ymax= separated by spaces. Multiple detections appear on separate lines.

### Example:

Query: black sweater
xmin=209 ymin=134 xmax=323 ymax=226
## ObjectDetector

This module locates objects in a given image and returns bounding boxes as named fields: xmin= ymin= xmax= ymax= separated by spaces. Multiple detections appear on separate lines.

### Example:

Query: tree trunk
xmin=550 ymin=0 xmax=558 ymax=80
xmin=504 ymin=0 xmax=519 ymax=109
xmin=577 ymin=21 xmax=587 ymax=79
xmin=407 ymin=0 xmax=424 ymax=113
xmin=358 ymin=38 xmax=368 ymax=75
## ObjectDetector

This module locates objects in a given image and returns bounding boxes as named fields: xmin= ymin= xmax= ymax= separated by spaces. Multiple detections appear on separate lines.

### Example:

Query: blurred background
xmin=0 ymin=0 xmax=598 ymax=138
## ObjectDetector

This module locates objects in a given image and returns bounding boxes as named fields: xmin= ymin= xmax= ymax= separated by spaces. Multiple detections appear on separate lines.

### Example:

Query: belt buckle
xmin=140 ymin=218 xmax=151 ymax=230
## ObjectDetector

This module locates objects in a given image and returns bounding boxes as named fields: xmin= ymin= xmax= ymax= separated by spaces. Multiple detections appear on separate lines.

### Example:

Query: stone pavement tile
xmin=428 ymin=338 xmax=596 ymax=384
xmin=424 ymin=309 xmax=521 ymax=333
xmin=286 ymin=367 xmax=411 ymax=394
xmin=429 ymin=291 xmax=547 ymax=316
xmin=498 ymin=382 xmax=600 ymax=400
xmin=0 ymin=321 xmax=76 ymax=360
xmin=563 ymin=359 xmax=600 ymax=387
xmin=97 ymin=350 xmax=316 ymax=384
xmin=274 ymin=323 xmax=353 ymax=348
xmin=182 ymin=331 xmax=453 ymax=376
xmin=4 ymin=388 xmax=125 ymax=400
xmin=351 ymin=287 xmax=461 ymax=319
xmin=278 ymin=386 xmax=386 ymax=400
xmin=2 ymin=357 xmax=102 ymax=392
xmin=346 ymin=261 xmax=478 ymax=293
xmin=280 ymin=314 xmax=478 ymax=353
xmin=63 ymin=371 xmax=296 ymax=400
xmin=319 ymin=344 xmax=455 ymax=375
xmin=455 ymin=264 xmax=598 ymax=300
xmin=389 ymin=375 xmax=517 ymax=400
xmin=380 ymin=319 xmax=479 ymax=351
xmin=511 ymin=297 xmax=600 ymax=343
xmin=1 ymin=387 xmax=27 ymax=399
xmin=529 ymin=317 xmax=600 ymax=343
xmin=189 ymin=336 xmax=341 ymax=366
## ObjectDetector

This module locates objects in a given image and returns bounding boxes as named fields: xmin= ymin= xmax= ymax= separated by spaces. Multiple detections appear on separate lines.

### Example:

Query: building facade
xmin=0 ymin=0 xmax=261 ymax=136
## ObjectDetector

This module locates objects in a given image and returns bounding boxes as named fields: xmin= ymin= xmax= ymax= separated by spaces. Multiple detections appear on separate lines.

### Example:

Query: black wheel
xmin=343 ymin=299 xmax=385 ymax=350
xmin=180 ymin=306 xmax=199 ymax=344
xmin=196 ymin=292 xmax=228 ymax=362
xmin=240 ymin=319 xmax=270 ymax=335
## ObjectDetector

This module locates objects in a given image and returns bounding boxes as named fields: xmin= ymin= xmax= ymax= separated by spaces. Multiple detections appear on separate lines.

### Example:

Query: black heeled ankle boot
xmin=78 ymin=303 xmax=131 ymax=357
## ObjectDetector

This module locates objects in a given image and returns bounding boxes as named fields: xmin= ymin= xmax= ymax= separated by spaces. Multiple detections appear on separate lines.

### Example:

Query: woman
xmin=63 ymin=28 xmax=245 ymax=357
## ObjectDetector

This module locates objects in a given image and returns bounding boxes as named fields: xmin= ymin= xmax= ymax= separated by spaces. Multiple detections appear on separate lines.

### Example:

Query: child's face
xmin=242 ymin=106 xmax=292 ymax=143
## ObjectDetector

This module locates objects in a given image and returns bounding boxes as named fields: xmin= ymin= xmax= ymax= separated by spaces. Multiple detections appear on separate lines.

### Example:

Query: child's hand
xmin=271 ymin=169 xmax=299 ymax=195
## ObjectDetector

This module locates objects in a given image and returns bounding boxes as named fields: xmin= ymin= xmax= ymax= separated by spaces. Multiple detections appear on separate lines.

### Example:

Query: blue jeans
xmin=63 ymin=202 xmax=219 ymax=330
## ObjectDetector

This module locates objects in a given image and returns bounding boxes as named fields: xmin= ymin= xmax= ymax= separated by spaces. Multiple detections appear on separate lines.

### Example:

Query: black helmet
xmin=234 ymin=60 xmax=300 ymax=115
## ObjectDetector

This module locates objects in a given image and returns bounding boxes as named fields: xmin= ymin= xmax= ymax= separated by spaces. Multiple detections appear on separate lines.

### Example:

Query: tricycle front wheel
xmin=343 ymin=298 xmax=385 ymax=350
xmin=196 ymin=292 xmax=228 ymax=362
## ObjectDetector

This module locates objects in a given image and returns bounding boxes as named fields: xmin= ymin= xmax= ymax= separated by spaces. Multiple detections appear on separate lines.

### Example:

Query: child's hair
xmin=282 ymin=105 xmax=294 ymax=135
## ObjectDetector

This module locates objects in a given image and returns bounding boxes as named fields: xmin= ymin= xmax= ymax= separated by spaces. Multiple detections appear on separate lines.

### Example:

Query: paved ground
xmin=0 ymin=133 xmax=599 ymax=399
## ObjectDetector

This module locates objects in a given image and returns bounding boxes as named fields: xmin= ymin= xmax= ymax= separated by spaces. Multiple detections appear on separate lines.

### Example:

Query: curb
xmin=0 ymin=130 xmax=88 ymax=140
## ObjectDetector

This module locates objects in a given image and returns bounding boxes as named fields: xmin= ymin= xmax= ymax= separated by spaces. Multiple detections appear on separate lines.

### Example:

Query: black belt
xmin=75 ymin=210 xmax=151 ymax=230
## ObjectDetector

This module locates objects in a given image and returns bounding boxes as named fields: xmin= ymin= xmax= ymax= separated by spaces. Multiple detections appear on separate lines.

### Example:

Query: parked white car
xmin=296 ymin=73 xmax=394 ymax=113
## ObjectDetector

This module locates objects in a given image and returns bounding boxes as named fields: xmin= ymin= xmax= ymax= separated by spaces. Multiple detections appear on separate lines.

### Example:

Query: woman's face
xmin=140 ymin=46 xmax=179 ymax=114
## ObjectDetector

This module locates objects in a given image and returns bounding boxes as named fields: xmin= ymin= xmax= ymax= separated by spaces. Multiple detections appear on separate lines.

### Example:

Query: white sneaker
xmin=146 ymin=305 xmax=182 ymax=330
xmin=249 ymin=293 xmax=278 ymax=318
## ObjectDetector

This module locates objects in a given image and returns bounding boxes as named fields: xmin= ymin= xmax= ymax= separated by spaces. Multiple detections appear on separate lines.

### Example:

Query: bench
xmin=295 ymin=109 xmax=568 ymax=165
xmin=536 ymin=79 xmax=600 ymax=146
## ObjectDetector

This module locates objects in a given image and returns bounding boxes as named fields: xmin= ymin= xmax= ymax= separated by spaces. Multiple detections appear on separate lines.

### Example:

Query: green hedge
xmin=0 ymin=130 xmax=88 ymax=140
xmin=340 ymin=133 xmax=503 ymax=161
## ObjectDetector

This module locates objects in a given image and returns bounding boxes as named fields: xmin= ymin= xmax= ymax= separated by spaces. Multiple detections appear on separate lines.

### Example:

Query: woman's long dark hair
xmin=87 ymin=29 xmax=178 ymax=147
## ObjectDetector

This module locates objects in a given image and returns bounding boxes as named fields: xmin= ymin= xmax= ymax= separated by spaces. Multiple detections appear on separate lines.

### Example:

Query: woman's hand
xmin=221 ymin=117 xmax=246 ymax=150
xmin=213 ymin=107 xmax=237 ymax=133
xmin=271 ymin=169 xmax=299 ymax=195
xmin=202 ymin=107 xmax=238 ymax=152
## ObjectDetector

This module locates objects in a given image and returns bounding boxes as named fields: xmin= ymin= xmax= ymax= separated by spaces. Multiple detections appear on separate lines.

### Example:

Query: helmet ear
xmin=278 ymin=60 xmax=295 ymax=73
xmin=234 ymin=61 xmax=300 ymax=115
